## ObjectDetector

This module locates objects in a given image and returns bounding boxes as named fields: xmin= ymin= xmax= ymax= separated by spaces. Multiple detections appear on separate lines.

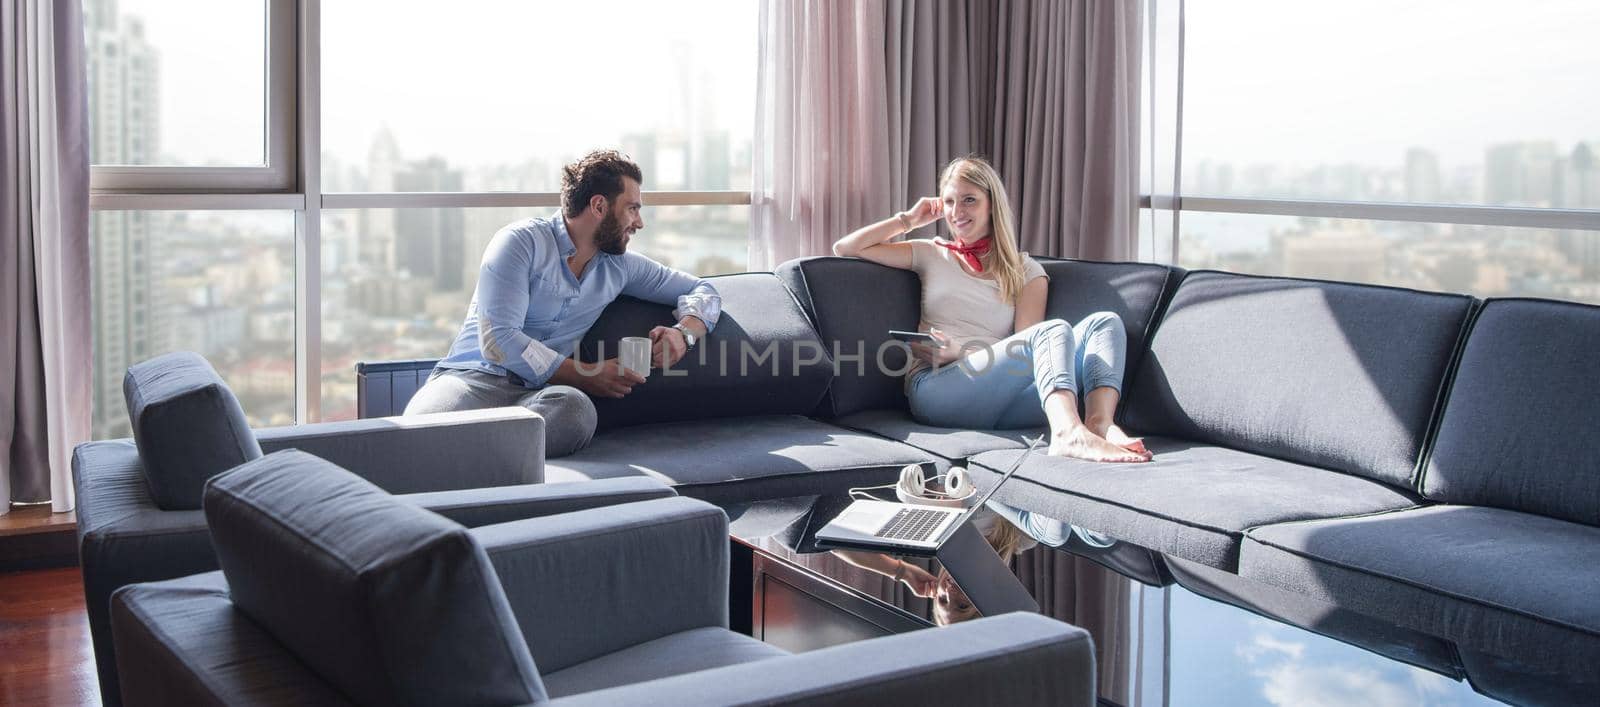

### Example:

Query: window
xmin=321 ymin=0 xmax=757 ymax=193
xmin=1184 ymin=0 xmax=1600 ymax=208
xmin=1144 ymin=0 xmax=1600 ymax=297
xmin=90 ymin=211 xmax=296 ymax=439
xmin=86 ymin=0 xmax=761 ymax=425
xmin=86 ymin=0 xmax=295 ymax=191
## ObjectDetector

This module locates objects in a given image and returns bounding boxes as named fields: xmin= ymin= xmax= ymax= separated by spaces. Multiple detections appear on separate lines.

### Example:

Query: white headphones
xmin=851 ymin=464 xmax=975 ymax=508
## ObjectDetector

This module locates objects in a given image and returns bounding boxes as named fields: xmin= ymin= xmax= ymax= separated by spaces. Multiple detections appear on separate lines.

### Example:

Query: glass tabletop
xmin=725 ymin=493 xmax=1593 ymax=707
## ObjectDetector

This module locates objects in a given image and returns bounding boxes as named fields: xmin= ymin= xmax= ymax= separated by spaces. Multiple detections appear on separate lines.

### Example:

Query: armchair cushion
xmin=204 ymin=450 xmax=547 ymax=706
xmin=123 ymin=351 xmax=263 ymax=510
xmin=473 ymin=496 xmax=730 ymax=674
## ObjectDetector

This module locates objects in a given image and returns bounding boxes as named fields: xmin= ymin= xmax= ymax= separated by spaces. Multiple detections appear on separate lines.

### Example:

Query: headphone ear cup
xmin=899 ymin=464 xmax=927 ymax=498
xmin=946 ymin=467 xmax=971 ymax=498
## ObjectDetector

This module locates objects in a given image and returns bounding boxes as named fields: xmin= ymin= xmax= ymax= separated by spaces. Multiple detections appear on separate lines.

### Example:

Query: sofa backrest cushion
xmin=1423 ymin=299 xmax=1600 ymax=526
xmin=575 ymin=272 xmax=833 ymax=431
xmin=123 ymin=351 xmax=263 ymax=510
xmin=1037 ymin=258 xmax=1179 ymax=397
xmin=776 ymin=257 xmax=922 ymax=418
xmin=1124 ymin=271 xmax=1474 ymax=488
xmin=204 ymin=450 xmax=547 ymax=705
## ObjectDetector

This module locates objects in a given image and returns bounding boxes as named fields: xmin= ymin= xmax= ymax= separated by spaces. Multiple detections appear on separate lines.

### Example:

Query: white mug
xmin=620 ymin=337 xmax=652 ymax=378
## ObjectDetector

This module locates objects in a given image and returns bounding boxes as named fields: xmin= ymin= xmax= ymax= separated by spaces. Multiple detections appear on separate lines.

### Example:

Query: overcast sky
xmin=1183 ymin=0 xmax=1600 ymax=169
xmin=114 ymin=0 xmax=757 ymax=168
xmin=111 ymin=1 xmax=1596 ymax=172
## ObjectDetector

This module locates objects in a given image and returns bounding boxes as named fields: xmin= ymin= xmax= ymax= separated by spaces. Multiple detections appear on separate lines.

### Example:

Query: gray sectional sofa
xmin=79 ymin=256 xmax=1599 ymax=703
xmin=365 ymin=257 xmax=1598 ymax=679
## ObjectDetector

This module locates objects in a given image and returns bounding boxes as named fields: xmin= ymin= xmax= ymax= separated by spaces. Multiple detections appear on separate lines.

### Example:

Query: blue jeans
xmin=987 ymin=500 xmax=1116 ymax=549
xmin=908 ymin=313 xmax=1128 ymax=429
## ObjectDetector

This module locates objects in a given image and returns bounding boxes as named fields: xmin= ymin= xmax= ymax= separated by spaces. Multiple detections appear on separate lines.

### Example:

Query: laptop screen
xmin=951 ymin=435 xmax=1044 ymax=528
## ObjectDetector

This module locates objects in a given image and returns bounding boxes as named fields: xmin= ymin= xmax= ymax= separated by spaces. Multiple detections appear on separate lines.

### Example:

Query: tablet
xmin=888 ymin=330 xmax=937 ymax=344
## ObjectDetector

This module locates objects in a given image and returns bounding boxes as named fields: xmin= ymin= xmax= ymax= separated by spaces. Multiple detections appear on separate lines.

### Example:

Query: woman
xmin=833 ymin=156 xmax=1149 ymax=463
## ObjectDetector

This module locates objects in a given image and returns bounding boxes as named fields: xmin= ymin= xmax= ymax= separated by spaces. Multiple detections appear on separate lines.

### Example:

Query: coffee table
xmin=725 ymin=491 xmax=1590 ymax=707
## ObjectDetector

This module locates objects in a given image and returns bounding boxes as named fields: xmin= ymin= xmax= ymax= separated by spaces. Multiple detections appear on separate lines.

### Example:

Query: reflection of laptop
xmin=815 ymin=437 xmax=1043 ymax=553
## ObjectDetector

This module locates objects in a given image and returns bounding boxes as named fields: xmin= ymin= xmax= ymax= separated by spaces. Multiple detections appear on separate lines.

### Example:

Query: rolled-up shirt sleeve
xmin=475 ymin=228 xmax=565 ymax=385
xmin=620 ymin=253 xmax=723 ymax=332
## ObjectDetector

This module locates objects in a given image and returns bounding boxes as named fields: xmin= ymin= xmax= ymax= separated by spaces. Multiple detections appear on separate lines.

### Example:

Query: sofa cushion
xmin=576 ymin=273 xmax=834 ymax=431
xmin=1422 ymin=298 xmax=1600 ymax=526
xmin=1035 ymin=258 xmax=1178 ymax=398
xmin=123 ymin=351 xmax=263 ymax=510
xmin=1240 ymin=505 xmax=1600 ymax=674
xmin=110 ymin=571 xmax=352 ymax=706
xmin=543 ymin=415 xmax=935 ymax=505
xmin=969 ymin=438 xmax=1423 ymax=570
xmin=834 ymin=409 xmax=1041 ymax=462
xmin=1123 ymin=271 xmax=1474 ymax=489
xmin=204 ymin=450 xmax=547 ymax=705
xmin=776 ymin=257 xmax=923 ymax=418
xmin=541 ymin=626 xmax=788 ymax=698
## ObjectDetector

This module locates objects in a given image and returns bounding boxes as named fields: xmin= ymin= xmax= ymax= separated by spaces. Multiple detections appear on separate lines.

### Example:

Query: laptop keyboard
xmin=876 ymin=507 xmax=948 ymax=541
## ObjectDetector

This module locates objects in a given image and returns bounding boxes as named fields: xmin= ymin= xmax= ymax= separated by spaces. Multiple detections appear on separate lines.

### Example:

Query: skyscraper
xmin=395 ymin=157 xmax=465 ymax=291
xmin=1405 ymin=148 xmax=1441 ymax=204
xmin=1486 ymin=141 xmax=1559 ymax=207
xmin=85 ymin=0 xmax=161 ymax=439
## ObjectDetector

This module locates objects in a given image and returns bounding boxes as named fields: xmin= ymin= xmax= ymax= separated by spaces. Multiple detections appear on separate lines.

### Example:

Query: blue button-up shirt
xmin=437 ymin=214 xmax=722 ymax=387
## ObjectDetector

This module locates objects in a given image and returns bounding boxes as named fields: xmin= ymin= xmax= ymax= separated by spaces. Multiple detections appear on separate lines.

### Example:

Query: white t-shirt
xmin=907 ymin=238 xmax=1049 ymax=378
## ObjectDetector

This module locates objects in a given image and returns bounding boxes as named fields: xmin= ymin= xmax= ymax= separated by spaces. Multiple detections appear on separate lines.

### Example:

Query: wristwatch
xmin=672 ymin=323 xmax=699 ymax=349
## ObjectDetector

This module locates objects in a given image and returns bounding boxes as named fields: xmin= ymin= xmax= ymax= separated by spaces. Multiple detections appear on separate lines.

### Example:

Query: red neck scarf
xmin=936 ymin=237 xmax=993 ymax=272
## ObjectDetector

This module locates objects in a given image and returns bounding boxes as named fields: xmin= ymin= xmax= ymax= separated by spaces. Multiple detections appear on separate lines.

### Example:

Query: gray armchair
xmin=110 ymin=450 xmax=1097 ymax=706
xmin=75 ymin=352 xmax=606 ymax=704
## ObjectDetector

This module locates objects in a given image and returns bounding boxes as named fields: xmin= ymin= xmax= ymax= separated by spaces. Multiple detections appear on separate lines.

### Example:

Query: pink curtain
xmin=752 ymin=0 xmax=895 ymax=267
xmin=752 ymin=0 xmax=1143 ymax=267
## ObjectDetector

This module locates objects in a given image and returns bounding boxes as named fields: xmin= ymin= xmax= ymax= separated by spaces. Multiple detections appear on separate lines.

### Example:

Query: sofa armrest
xmin=254 ymin=407 xmax=543 ymax=495
xmin=111 ymin=572 xmax=352 ymax=706
xmin=471 ymin=496 xmax=729 ymax=674
xmin=551 ymin=613 xmax=1095 ymax=707
xmin=74 ymin=440 xmax=222 ymax=705
xmin=404 ymin=478 xmax=676 ymax=528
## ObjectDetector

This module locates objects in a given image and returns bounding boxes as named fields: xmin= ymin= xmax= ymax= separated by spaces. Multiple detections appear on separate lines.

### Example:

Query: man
xmin=405 ymin=150 xmax=720 ymax=457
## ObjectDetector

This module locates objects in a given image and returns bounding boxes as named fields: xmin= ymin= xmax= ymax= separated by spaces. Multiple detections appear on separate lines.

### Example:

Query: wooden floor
xmin=0 ymin=567 xmax=100 ymax=706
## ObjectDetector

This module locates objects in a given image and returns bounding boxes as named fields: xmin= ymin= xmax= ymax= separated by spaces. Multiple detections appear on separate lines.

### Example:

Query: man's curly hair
xmin=560 ymin=150 xmax=644 ymax=218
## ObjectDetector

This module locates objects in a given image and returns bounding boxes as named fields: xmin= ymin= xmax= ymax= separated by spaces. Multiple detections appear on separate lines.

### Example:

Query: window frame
xmin=89 ymin=0 xmax=298 ymax=193
xmin=1140 ymin=0 xmax=1600 ymax=265
xmin=86 ymin=0 xmax=754 ymax=425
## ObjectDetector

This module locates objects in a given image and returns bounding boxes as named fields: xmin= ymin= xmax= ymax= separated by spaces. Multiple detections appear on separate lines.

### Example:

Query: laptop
xmin=815 ymin=436 xmax=1043 ymax=554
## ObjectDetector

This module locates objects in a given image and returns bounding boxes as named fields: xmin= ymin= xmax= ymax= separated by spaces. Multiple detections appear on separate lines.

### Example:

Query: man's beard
xmin=594 ymin=210 xmax=630 ymax=255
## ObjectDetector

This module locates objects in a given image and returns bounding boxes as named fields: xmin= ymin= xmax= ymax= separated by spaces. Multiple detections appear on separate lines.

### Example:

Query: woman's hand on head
xmin=901 ymin=196 xmax=944 ymax=230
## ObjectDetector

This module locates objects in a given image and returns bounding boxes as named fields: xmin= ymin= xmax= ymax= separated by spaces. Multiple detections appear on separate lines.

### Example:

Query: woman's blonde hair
xmin=939 ymin=156 xmax=1027 ymax=304
xmin=984 ymin=516 xmax=1028 ymax=564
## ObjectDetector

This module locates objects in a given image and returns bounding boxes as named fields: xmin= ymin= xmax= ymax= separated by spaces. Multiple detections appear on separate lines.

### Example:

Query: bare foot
xmin=1049 ymin=426 xmax=1149 ymax=463
xmin=1103 ymin=424 xmax=1152 ymax=460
